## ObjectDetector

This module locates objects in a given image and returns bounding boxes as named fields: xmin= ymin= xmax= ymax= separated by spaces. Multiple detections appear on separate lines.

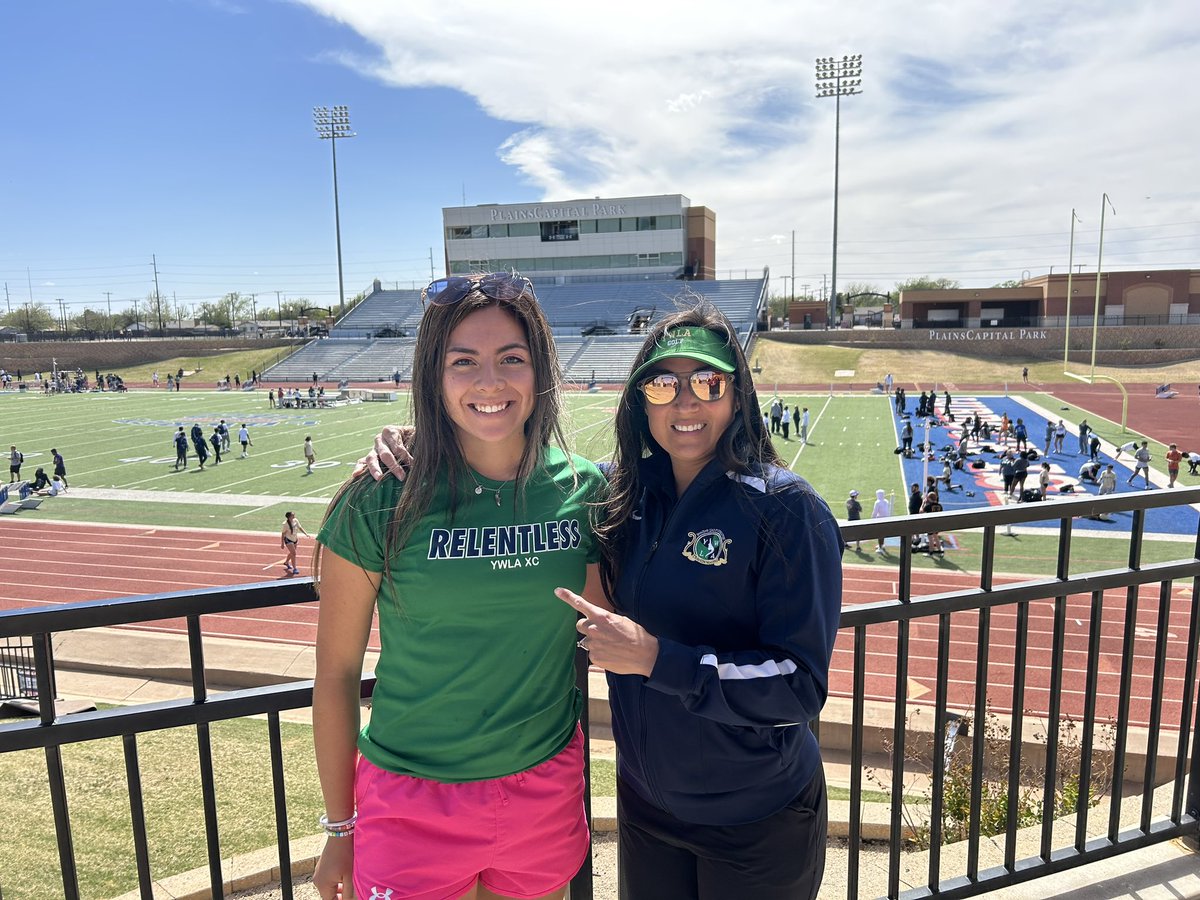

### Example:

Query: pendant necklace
xmin=466 ymin=467 xmax=512 ymax=507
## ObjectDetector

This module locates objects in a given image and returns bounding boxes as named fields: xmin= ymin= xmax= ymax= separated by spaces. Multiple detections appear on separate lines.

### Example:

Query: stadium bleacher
xmin=262 ymin=272 xmax=767 ymax=384
xmin=563 ymin=336 xmax=651 ymax=384
xmin=330 ymin=287 xmax=424 ymax=338
xmin=261 ymin=339 xmax=374 ymax=383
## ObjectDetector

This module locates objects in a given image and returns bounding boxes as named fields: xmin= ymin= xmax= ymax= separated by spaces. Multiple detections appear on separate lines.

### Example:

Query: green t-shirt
xmin=317 ymin=446 xmax=604 ymax=782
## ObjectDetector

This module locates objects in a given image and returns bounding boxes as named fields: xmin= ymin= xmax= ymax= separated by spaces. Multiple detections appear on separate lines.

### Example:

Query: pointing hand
xmin=555 ymin=587 xmax=659 ymax=677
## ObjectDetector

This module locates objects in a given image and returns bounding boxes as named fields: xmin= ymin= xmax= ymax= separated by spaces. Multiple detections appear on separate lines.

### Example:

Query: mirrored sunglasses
xmin=637 ymin=370 xmax=734 ymax=405
xmin=422 ymin=272 xmax=536 ymax=307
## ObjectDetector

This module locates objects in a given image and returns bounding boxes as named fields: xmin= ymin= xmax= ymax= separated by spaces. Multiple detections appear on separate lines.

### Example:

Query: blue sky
xmin=2 ymin=0 xmax=1198 ymax=321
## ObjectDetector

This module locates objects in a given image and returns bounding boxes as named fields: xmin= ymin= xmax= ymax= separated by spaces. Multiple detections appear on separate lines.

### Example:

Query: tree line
xmin=0 ymin=290 xmax=366 ymax=337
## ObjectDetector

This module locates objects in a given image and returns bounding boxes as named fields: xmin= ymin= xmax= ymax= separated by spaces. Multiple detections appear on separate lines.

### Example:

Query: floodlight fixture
xmin=815 ymin=53 xmax=864 ymax=328
xmin=314 ymin=105 xmax=357 ymax=316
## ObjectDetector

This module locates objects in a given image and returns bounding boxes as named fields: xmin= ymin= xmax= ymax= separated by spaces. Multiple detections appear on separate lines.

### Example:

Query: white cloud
xmin=295 ymin=0 xmax=1200 ymax=287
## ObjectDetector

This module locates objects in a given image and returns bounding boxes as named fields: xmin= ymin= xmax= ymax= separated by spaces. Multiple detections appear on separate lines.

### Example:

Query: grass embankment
xmin=749 ymin=338 xmax=1200 ymax=386
xmin=119 ymin=346 xmax=298 ymax=385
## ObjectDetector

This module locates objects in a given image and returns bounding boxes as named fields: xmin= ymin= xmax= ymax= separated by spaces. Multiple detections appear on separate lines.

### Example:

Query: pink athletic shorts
xmin=352 ymin=725 xmax=588 ymax=900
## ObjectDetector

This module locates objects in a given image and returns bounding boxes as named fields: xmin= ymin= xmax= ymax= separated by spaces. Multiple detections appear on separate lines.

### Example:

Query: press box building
xmin=441 ymin=194 xmax=716 ymax=281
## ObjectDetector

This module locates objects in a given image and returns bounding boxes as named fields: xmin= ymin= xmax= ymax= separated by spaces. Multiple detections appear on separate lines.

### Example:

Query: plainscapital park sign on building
xmin=928 ymin=329 xmax=1049 ymax=342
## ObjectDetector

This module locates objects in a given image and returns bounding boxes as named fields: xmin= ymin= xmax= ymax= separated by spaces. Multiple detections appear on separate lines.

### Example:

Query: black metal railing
xmin=2 ymin=490 xmax=1198 ymax=899
xmin=837 ymin=488 xmax=1200 ymax=899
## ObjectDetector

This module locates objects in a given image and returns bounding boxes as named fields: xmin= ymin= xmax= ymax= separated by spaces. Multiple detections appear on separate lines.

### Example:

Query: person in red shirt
xmin=1166 ymin=443 xmax=1183 ymax=488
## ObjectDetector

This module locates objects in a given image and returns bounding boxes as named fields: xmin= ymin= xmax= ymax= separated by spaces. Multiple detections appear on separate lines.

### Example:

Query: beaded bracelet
xmin=319 ymin=813 xmax=357 ymax=837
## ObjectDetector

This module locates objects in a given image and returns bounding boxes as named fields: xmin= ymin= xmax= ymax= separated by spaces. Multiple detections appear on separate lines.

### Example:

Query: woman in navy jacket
xmin=557 ymin=303 xmax=844 ymax=899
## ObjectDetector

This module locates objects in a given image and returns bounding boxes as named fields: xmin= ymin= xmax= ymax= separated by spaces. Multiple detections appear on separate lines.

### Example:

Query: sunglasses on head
xmin=637 ymin=370 xmax=734 ymax=405
xmin=422 ymin=272 xmax=536 ymax=307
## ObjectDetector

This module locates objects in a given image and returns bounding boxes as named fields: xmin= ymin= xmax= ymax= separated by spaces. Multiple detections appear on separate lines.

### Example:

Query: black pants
xmin=617 ymin=767 xmax=827 ymax=900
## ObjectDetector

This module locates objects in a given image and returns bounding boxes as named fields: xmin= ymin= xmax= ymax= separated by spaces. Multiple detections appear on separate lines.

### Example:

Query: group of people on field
xmin=6 ymin=445 xmax=68 ymax=496
xmin=172 ymin=420 xmax=252 ymax=470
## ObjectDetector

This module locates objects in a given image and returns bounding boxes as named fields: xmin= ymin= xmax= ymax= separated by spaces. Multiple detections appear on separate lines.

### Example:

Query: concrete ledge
xmin=112 ymin=834 xmax=324 ymax=900
xmin=52 ymin=628 xmax=377 ymax=690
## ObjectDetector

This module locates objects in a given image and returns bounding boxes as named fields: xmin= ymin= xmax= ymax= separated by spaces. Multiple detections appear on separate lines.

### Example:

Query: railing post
xmin=569 ymin=647 xmax=595 ymax=900
xmin=33 ymin=632 xmax=80 ymax=900
xmin=1187 ymin=640 xmax=1200 ymax=852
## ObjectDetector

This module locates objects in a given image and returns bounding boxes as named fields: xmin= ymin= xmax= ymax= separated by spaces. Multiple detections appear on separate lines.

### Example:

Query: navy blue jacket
xmin=608 ymin=453 xmax=844 ymax=825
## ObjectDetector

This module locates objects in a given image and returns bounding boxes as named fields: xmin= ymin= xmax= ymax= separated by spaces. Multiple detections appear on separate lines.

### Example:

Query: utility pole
xmin=105 ymin=292 xmax=113 ymax=339
xmin=1089 ymin=194 xmax=1116 ymax=380
xmin=4 ymin=282 xmax=10 ymax=315
xmin=429 ymin=247 xmax=436 ymax=282
xmin=790 ymin=231 xmax=796 ymax=302
xmin=1063 ymin=209 xmax=1081 ymax=367
xmin=276 ymin=290 xmax=283 ymax=326
xmin=152 ymin=254 xmax=164 ymax=331
xmin=815 ymin=53 xmax=863 ymax=329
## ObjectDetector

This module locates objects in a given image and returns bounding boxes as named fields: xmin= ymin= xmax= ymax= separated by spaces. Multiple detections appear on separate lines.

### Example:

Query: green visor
xmin=628 ymin=326 xmax=738 ymax=385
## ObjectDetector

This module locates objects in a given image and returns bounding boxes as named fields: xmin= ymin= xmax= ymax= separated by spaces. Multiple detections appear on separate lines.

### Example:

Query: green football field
xmin=0 ymin=389 xmax=895 ymax=528
xmin=0 ymin=387 xmax=1178 ymax=574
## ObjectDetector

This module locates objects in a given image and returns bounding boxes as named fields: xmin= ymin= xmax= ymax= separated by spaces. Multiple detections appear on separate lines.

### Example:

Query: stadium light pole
xmin=815 ymin=54 xmax=863 ymax=330
xmin=1089 ymin=194 xmax=1116 ymax=380
xmin=1063 ymin=209 xmax=1081 ymax=368
xmin=313 ymin=105 xmax=356 ymax=318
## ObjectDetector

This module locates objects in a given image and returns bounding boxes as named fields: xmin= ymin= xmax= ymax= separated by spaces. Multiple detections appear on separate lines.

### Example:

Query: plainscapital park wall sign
xmin=927 ymin=329 xmax=1049 ymax=342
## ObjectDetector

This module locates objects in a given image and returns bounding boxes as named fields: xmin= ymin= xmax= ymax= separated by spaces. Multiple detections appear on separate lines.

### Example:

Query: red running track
xmin=0 ymin=520 xmax=355 ymax=649
xmin=0 ymin=520 xmax=1192 ymax=730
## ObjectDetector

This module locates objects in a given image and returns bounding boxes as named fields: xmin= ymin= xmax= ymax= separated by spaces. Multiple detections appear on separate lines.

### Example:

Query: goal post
xmin=1063 ymin=370 xmax=1129 ymax=434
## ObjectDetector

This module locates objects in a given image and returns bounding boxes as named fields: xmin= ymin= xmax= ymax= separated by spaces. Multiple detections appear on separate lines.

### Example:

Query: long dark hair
xmin=596 ymin=301 xmax=778 ymax=598
xmin=313 ymin=284 xmax=567 ymax=588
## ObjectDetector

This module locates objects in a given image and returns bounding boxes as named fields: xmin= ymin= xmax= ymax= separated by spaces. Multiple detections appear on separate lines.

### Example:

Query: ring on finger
xmin=577 ymin=637 xmax=590 ymax=650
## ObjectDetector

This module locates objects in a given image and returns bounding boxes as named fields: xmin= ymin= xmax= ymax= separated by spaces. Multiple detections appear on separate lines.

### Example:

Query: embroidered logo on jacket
xmin=682 ymin=529 xmax=731 ymax=566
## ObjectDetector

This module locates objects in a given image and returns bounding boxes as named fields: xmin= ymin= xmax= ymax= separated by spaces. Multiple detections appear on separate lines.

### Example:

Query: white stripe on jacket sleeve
xmin=700 ymin=653 xmax=798 ymax=680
